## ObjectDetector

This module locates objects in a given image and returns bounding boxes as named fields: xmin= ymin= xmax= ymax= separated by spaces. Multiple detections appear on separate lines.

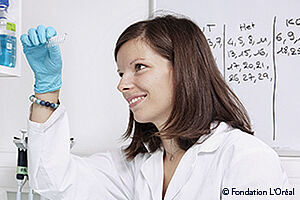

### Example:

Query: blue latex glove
xmin=21 ymin=25 xmax=62 ymax=94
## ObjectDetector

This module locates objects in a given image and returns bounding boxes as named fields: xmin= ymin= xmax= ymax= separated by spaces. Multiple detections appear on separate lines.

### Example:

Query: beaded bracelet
xmin=29 ymin=95 xmax=60 ymax=109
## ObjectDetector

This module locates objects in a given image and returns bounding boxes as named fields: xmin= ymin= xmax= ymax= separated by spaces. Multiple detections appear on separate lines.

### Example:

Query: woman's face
xmin=116 ymin=38 xmax=174 ymax=130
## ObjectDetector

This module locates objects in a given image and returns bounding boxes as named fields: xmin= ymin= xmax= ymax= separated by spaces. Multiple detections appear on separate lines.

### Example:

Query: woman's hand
xmin=21 ymin=25 xmax=62 ymax=94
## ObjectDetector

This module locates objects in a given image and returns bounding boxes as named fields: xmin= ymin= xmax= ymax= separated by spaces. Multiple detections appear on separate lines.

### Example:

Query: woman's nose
xmin=117 ymin=74 xmax=133 ymax=92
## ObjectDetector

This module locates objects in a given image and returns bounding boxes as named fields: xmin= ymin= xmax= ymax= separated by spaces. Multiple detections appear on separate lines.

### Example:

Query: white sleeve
xmin=27 ymin=105 xmax=134 ymax=200
xmin=221 ymin=147 xmax=292 ymax=200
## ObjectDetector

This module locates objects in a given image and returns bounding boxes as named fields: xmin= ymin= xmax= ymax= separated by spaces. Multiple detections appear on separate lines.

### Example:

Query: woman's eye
xmin=118 ymin=64 xmax=146 ymax=77
xmin=135 ymin=63 xmax=146 ymax=72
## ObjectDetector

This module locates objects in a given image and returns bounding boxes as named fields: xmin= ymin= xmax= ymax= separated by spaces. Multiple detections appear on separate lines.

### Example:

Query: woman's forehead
xmin=116 ymin=39 xmax=159 ymax=65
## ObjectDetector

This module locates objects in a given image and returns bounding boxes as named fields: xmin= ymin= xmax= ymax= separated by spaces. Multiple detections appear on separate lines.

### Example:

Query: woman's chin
xmin=133 ymin=115 xmax=151 ymax=124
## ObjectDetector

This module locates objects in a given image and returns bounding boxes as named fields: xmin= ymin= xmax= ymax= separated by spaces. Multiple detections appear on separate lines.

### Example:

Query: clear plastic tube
xmin=16 ymin=180 xmax=23 ymax=200
xmin=28 ymin=187 xmax=33 ymax=200
xmin=45 ymin=33 xmax=68 ymax=48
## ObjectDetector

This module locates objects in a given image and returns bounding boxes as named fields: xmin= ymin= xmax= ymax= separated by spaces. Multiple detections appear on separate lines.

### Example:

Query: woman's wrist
xmin=30 ymin=89 xmax=60 ymax=123
xmin=30 ymin=94 xmax=60 ymax=109
xmin=34 ymin=89 xmax=60 ymax=104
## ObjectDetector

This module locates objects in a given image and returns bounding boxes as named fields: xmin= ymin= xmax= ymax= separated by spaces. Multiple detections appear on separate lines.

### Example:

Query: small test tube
xmin=45 ymin=33 xmax=68 ymax=48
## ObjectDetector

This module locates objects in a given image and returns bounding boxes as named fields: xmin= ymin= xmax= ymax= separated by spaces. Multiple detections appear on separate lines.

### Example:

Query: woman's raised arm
xmin=21 ymin=25 xmax=62 ymax=123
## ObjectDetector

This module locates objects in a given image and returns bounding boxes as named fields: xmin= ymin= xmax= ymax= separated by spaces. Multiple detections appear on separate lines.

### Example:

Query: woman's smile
xmin=128 ymin=94 xmax=147 ymax=108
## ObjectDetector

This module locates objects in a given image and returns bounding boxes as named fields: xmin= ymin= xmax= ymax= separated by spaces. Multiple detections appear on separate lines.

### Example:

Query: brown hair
xmin=114 ymin=15 xmax=254 ymax=160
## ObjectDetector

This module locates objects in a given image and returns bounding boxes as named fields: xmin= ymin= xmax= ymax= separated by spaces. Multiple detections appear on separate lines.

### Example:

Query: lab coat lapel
xmin=140 ymin=149 xmax=164 ymax=200
xmin=163 ymin=147 xmax=197 ymax=200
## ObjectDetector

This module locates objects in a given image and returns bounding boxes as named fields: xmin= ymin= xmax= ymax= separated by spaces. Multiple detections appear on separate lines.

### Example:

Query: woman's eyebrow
xmin=117 ymin=57 xmax=147 ymax=72
xmin=129 ymin=57 xmax=146 ymax=65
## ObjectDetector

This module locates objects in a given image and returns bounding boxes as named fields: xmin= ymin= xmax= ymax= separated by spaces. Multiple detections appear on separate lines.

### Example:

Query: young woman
xmin=21 ymin=15 xmax=291 ymax=200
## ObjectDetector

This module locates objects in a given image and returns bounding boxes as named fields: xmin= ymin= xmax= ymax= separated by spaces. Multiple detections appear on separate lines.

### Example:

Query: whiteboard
xmin=155 ymin=0 xmax=300 ymax=156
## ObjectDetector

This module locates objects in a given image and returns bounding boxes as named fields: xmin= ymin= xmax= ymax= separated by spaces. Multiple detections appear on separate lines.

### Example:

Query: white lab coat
xmin=27 ymin=105 xmax=292 ymax=200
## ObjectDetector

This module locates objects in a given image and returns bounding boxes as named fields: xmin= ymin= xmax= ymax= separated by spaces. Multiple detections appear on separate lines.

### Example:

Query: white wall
xmin=281 ymin=157 xmax=300 ymax=199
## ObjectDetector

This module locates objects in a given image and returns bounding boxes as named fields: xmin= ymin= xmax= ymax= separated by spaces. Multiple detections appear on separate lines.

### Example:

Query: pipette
xmin=14 ymin=129 xmax=28 ymax=200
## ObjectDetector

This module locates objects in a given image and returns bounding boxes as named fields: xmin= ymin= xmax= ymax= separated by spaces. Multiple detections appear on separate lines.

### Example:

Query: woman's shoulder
xmin=217 ymin=123 xmax=290 ymax=189
xmin=217 ymin=122 xmax=280 ymax=163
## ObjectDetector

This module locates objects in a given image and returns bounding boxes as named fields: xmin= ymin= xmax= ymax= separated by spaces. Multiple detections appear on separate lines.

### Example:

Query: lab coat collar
xmin=196 ymin=122 xmax=231 ymax=153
